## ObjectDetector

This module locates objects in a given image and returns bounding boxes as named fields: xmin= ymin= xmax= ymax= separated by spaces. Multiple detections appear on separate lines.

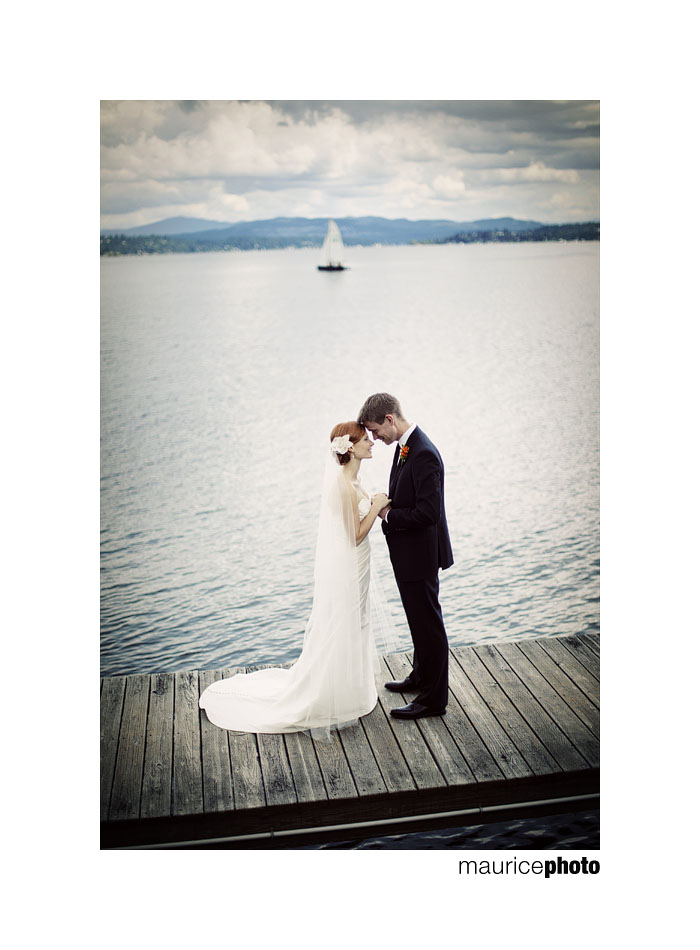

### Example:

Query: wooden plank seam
xmin=491 ymin=644 xmax=593 ymax=770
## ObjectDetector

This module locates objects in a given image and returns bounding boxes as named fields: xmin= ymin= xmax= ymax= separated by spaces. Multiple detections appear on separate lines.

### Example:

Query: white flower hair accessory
xmin=331 ymin=434 xmax=354 ymax=456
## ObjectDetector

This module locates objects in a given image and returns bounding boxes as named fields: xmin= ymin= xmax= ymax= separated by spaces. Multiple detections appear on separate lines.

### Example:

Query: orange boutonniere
xmin=399 ymin=444 xmax=410 ymax=465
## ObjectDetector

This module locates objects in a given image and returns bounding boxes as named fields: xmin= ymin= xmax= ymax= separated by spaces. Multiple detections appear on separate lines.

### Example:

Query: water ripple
xmin=101 ymin=244 xmax=599 ymax=676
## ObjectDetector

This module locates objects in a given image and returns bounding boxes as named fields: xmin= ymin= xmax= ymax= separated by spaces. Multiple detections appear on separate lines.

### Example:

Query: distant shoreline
xmin=101 ymin=222 xmax=600 ymax=257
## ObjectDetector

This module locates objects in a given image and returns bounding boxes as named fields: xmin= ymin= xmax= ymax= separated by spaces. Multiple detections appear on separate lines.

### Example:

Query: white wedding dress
xmin=199 ymin=481 xmax=379 ymax=735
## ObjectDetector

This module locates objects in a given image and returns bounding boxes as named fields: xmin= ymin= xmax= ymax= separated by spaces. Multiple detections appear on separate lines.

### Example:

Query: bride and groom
xmin=199 ymin=392 xmax=453 ymax=735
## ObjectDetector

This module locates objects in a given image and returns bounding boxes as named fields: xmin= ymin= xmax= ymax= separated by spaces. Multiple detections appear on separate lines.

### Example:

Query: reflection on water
xmin=297 ymin=810 xmax=600 ymax=850
xmin=101 ymin=242 xmax=599 ymax=677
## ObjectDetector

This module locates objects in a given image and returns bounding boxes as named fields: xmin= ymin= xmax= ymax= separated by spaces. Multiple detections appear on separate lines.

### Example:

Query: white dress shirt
xmin=397 ymin=422 xmax=417 ymax=459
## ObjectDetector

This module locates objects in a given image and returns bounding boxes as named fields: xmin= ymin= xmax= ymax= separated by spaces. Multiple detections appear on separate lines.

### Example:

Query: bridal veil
xmin=198 ymin=448 xmax=397 ymax=737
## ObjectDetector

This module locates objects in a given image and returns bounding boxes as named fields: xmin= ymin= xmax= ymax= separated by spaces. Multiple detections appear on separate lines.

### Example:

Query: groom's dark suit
xmin=382 ymin=427 xmax=453 ymax=710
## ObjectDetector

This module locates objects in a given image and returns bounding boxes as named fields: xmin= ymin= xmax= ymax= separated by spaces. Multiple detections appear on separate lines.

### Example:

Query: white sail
xmin=321 ymin=219 xmax=344 ymax=267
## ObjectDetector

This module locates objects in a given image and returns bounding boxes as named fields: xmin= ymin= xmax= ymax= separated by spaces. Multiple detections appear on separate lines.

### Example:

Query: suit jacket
xmin=382 ymin=426 xmax=454 ymax=582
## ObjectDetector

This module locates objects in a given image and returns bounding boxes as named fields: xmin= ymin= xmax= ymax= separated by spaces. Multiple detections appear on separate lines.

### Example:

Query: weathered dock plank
xmin=578 ymin=631 xmax=600 ymax=655
xmin=284 ymin=731 xmax=327 ymax=804
xmin=561 ymin=634 xmax=601 ymax=678
xmin=173 ymin=671 xmax=203 ymax=816
xmin=100 ymin=675 xmax=125 ymax=821
xmin=242 ymin=666 xmax=298 ymax=808
xmin=385 ymin=653 xmax=476 ymax=787
xmin=453 ymin=646 xmax=562 ymax=775
xmin=338 ymin=719 xmax=387 ymax=797
xmin=101 ymin=633 xmax=600 ymax=848
xmin=257 ymin=732 xmax=297 ymax=806
xmin=517 ymin=640 xmax=599 ymax=738
xmin=440 ymin=675 xmax=504 ymax=784
xmin=377 ymin=657 xmax=446 ymax=790
xmin=311 ymin=730 xmax=358 ymax=801
xmin=494 ymin=642 xmax=599 ymax=767
xmin=109 ymin=673 xmax=149 ymax=821
xmin=448 ymin=649 xmax=531 ymax=781
xmin=223 ymin=667 xmax=267 ymax=811
xmin=228 ymin=734 xmax=266 ymax=810
xmin=475 ymin=644 xmax=589 ymax=772
xmin=356 ymin=687 xmax=416 ymax=795
xmin=141 ymin=673 xmax=174 ymax=818
xmin=538 ymin=637 xmax=600 ymax=704
xmin=199 ymin=671 xmax=234 ymax=813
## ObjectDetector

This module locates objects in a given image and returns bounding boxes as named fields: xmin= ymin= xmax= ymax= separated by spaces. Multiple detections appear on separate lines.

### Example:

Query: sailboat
xmin=317 ymin=219 xmax=347 ymax=271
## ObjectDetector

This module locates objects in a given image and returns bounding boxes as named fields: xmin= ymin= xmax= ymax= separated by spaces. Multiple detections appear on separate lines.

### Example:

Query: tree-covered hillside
xmin=435 ymin=222 xmax=600 ymax=244
xmin=100 ymin=220 xmax=600 ymax=256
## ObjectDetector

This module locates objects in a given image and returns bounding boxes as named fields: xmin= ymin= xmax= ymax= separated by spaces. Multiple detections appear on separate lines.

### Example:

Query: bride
xmin=198 ymin=421 xmax=391 ymax=736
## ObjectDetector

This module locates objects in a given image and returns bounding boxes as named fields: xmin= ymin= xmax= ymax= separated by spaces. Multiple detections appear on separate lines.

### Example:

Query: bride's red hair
xmin=330 ymin=421 xmax=366 ymax=465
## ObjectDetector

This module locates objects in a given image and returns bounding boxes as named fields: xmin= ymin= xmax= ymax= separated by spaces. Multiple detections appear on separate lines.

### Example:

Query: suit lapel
xmin=389 ymin=443 xmax=400 ymax=494
xmin=389 ymin=429 xmax=419 ymax=494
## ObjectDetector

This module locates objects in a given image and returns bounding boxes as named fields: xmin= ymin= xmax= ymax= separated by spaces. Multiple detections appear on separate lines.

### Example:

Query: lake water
xmin=101 ymin=241 xmax=599 ymax=678
xmin=296 ymin=809 xmax=600 ymax=850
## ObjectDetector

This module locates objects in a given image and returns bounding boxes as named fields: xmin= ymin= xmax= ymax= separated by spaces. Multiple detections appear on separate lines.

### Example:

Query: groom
xmin=357 ymin=393 xmax=453 ymax=719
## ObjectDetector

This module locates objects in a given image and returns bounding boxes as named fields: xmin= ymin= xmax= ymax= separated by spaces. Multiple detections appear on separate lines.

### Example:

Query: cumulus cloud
xmin=477 ymin=161 xmax=580 ymax=185
xmin=432 ymin=173 xmax=468 ymax=199
xmin=100 ymin=100 xmax=599 ymax=229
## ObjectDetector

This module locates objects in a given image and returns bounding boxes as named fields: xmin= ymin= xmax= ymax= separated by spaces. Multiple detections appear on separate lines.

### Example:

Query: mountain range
xmin=101 ymin=215 xmax=549 ymax=245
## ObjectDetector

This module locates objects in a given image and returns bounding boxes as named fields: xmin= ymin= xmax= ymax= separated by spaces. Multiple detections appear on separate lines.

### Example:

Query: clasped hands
xmin=372 ymin=493 xmax=392 ymax=520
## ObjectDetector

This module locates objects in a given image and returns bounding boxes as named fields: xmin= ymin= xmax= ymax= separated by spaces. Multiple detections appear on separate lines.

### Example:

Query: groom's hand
xmin=379 ymin=504 xmax=392 ymax=520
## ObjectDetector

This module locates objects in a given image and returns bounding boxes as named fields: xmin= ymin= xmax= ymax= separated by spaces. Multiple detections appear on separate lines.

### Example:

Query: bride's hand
xmin=372 ymin=493 xmax=390 ymax=509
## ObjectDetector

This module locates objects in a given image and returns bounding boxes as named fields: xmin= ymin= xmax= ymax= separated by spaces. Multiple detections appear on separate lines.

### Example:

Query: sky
xmin=100 ymin=100 xmax=599 ymax=230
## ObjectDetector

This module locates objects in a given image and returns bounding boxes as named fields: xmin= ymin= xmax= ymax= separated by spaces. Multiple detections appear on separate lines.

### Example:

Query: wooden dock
xmin=100 ymin=633 xmax=599 ymax=849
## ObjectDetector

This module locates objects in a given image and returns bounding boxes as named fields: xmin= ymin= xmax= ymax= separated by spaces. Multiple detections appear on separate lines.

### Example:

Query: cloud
xmin=100 ymin=100 xmax=599 ymax=228
xmin=101 ymin=178 xmax=251 ymax=216
xmin=476 ymin=161 xmax=580 ymax=185
xmin=432 ymin=173 xmax=468 ymax=199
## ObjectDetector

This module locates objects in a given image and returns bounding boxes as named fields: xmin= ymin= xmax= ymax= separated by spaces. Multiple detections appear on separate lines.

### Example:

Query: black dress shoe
xmin=390 ymin=702 xmax=446 ymax=720
xmin=384 ymin=677 xmax=420 ymax=693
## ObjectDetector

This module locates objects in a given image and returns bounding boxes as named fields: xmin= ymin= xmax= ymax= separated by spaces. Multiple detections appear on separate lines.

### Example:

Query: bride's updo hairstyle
xmin=330 ymin=421 xmax=365 ymax=465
